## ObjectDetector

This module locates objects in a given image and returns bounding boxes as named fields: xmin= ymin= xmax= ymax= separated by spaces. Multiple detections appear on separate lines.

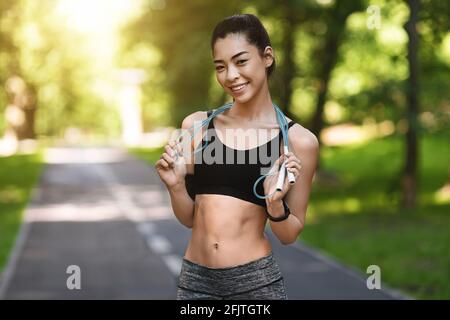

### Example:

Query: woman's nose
xmin=226 ymin=65 xmax=240 ymax=82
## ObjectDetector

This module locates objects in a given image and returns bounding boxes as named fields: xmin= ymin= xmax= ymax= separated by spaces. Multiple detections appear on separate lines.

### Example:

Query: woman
xmin=155 ymin=14 xmax=319 ymax=300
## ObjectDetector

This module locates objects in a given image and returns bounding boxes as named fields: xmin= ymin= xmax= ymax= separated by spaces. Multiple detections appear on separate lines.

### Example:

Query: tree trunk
xmin=310 ymin=36 xmax=339 ymax=145
xmin=4 ymin=75 xmax=37 ymax=141
xmin=310 ymin=22 xmax=342 ymax=173
xmin=278 ymin=3 xmax=297 ymax=120
xmin=402 ymin=0 xmax=420 ymax=209
xmin=309 ymin=1 xmax=364 ymax=172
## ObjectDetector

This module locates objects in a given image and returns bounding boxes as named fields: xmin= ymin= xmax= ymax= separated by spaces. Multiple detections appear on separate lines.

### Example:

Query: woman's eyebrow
xmin=214 ymin=51 xmax=249 ymax=64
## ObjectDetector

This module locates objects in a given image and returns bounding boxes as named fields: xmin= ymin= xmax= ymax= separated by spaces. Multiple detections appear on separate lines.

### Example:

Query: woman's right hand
xmin=155 ymin=140 xmax=187 ymax=190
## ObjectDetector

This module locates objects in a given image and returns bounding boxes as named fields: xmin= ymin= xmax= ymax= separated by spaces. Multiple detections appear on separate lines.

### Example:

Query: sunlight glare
xmin=56 ymin=0 xmax=140 ymax=34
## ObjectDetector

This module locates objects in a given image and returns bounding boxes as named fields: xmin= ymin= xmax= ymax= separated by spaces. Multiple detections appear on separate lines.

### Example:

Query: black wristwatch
xmin=266 ymin=199 xmax=291 ymax=222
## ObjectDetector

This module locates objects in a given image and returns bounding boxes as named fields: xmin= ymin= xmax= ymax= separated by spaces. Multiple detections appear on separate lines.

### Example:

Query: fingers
xmin=285 ymin=152 xmax=301 ymax=164
xmin=156 ymin=140 xmax=178 ymax=170
xmin=286 ymin=167 xmax=299 ymax=179
xmin=274 ymin=153 xmax=287 ymax=167
xmin=283 ymin=152 xmax=301 ymax=180
xmin=155 ymin=158 xmax=169 ymax=170
xmin=175 ymin=142 xmax=182 ymax=155
xmin=286 ymin=162 xmax=301 ymax=178
xmin=165 ymin=143 xmax=176 ymax=157
xmin=285 ymin=152 xmax=302 ymax=169
xmin=168 ymin=139 xmax=185 ymax=160
xmin=161 ymin=152 xmax=174 ymax=167
xmin=286 ymin=160 xmax=301 ymax=171
xmin=268 ymin=154 xmax=285 ymax=175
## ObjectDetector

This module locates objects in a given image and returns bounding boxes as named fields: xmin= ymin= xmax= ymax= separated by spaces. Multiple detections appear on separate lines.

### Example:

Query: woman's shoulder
xmin=181 ymin=110 xmax=209 ymax=130
xmin=287 ymin=121 xmax=319 ymax=152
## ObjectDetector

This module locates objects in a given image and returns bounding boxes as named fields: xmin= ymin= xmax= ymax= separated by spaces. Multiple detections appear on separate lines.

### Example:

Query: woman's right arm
xmin=166 ymin=178 xmax=195 ymax=228
xmin=155 ymin=111 xmax=206 ymax=228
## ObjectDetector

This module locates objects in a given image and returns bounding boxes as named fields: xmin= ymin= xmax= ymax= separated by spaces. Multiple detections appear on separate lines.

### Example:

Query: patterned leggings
xmin=176 ymin=251 xmax=288 ymax=300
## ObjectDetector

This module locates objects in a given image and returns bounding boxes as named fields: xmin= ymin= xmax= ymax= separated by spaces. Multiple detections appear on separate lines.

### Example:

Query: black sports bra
xmin=185 ymin=110 xmax=296 ymax=208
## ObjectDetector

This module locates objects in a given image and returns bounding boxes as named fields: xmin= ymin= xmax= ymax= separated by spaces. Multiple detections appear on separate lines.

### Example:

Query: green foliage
xmin=0 ymin=0 xmax=125 ymax=138
xmin=0 ymin=0 xmax=448 ymax=298
xmin=128 ymin=146 xmax=165 ymax=166
xmin=121 ymin=0 xmax=246 ymax=126
xmin=1 ymin=0 xmax=448 ymax=133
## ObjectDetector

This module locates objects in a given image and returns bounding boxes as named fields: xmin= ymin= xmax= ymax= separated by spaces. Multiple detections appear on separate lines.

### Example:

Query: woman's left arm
xmin=267 ymin=126 xmax=319 ymax=245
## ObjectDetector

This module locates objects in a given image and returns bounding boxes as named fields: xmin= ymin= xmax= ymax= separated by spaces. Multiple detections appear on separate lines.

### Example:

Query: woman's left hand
xmin=263 ymin=152 xmax=302 ymax=204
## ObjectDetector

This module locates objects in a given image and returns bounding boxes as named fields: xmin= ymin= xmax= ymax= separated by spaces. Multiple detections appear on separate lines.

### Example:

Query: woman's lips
xmin=230 ymin=82 xmax=249 ymax=93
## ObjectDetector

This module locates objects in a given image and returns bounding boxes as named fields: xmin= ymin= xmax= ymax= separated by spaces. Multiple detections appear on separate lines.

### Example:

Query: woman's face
xmin=213 ymin=33 xmax=273 ymax=104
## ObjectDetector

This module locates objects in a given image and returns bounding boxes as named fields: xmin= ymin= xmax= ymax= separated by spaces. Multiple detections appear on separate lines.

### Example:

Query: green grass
xmin=128 ymin=134 xmax=450 ymax=299
xmin=129 ymin=146 xmax=164 ymax=166
xmin=302 ymin=132 xmax=450 ymax=299
xmin=0 ymin=152 xmax=44 ymax=274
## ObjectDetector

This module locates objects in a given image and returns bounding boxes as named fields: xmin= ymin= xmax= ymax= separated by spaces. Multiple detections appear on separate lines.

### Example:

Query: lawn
xmin=302 ymin=131 xmax=450 ymax=299
xmin=0 ymin=153 xmax=44 ymax=274
xmin=130 ymin=132 xmax=450 ymax=299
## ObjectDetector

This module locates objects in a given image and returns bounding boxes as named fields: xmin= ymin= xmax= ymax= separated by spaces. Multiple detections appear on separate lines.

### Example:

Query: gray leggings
xmin=176 ymin=251 xmax=288 ymax=300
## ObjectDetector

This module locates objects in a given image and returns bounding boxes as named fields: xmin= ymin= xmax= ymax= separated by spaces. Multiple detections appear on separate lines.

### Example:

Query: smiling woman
xmin=155 ymin=13 xmax=320 ymax=300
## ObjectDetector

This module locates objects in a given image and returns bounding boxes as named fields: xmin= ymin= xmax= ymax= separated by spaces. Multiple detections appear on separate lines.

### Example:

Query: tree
xmin=4 ymin=76 xmax=37 ymax=140
xmin=1 ymin=0 xmax=124 ymax=142
xmin=0 ymin=0 xmax=36 ymax=141
xmin=402 ymin=0 xmax=421 ymax=208
xmin=254 ymin=0 xmax=314 ymax=120
xmin=309 ymin=0 xmax=366 ymax=150
xmin=123 ymin=0 xmax=244 ymax=126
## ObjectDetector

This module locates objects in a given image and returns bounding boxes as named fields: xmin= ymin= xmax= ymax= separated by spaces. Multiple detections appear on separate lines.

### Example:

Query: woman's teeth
xmin=231 ymin=82 xmax=248 ymax=92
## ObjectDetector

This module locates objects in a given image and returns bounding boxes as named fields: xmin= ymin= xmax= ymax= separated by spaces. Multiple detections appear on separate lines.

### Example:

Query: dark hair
xmin=211 ymin=14 xmax=276 ymax=77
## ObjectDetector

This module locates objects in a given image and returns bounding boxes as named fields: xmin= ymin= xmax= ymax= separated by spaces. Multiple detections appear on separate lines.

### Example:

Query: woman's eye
xmin=215 ymin=66 xmax=224 ymax=71
xmin=237 ymin=60 xmax=247 ymax=65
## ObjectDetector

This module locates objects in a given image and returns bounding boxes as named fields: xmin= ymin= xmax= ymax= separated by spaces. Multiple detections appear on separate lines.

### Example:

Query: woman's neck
xmin=227 ymin=82 xmax=276 ymax=123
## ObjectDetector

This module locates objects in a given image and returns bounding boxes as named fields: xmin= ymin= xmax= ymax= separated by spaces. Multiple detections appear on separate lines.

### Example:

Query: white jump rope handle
xmin=276 ymin=146 xmax=296 ymax=192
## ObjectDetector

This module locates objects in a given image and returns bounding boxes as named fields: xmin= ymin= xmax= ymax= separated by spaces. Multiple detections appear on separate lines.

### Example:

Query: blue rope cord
xmin=176 ymin=102 xmax=291 ymax=200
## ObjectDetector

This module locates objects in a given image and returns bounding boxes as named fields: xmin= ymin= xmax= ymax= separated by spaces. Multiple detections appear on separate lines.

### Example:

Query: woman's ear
xmin=263 ymin=46 xmax=274 ymax=68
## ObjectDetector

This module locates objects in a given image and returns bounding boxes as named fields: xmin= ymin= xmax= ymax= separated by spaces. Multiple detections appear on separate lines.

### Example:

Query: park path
xmin=0 ymin=147 xmax=406 ymax=299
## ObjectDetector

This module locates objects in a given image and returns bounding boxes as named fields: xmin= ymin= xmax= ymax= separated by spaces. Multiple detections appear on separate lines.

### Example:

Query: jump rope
xmin=173 ymin=102 xmax=295 ymax=199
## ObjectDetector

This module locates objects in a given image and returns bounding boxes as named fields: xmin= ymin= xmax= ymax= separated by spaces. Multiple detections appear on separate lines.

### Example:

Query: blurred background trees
xmin=0 ymin=0 xmax=449 ymax=207
xmin=1 ymin=0 xmax=449 ymax=299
